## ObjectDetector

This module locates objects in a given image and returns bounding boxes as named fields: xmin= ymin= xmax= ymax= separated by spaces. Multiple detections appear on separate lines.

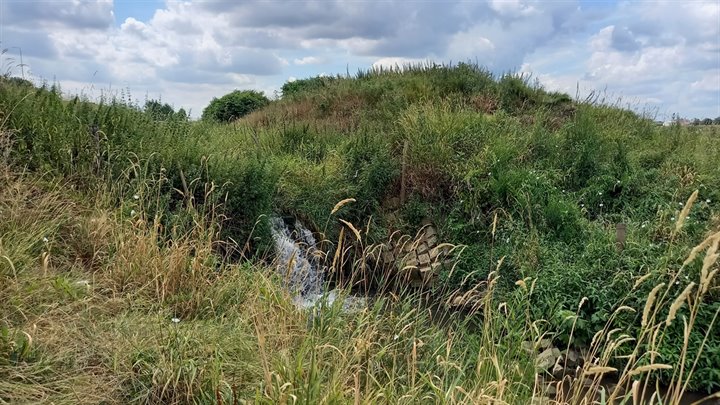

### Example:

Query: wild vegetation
xmin=202 ymin=90 xmax=270 ymax=123
xmin=1 ymin=63 xmax=719 ymax=404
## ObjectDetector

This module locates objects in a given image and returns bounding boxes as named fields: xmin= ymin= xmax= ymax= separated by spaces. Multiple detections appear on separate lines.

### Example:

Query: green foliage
xmin=1 ymin=64 xmax=719 ymax=394
xmin=498 ymin=75 xmax=538 ymax=111
xmin=144 ymin=99 xmax=187 ymax=121
xmin=202 ymin=90 xmax=269 ymax=122
xmin=277 ymin=124 xmax=328 ymax=163
xmin=215 ymin=157 xmax=278 ymax=252
xmin=281 ymin=76 xmax=334 ymax=98
xmin=341 ymin=132 xmax=399 ymax=217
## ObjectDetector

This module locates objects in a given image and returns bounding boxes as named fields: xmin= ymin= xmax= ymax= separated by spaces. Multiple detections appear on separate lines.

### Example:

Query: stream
xmin=269 ymin=216 xmax=366 ymax=311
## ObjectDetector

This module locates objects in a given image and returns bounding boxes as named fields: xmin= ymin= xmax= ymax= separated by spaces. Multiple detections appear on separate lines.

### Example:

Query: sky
xmin=1 ymin=0 xmax=718 ymax=120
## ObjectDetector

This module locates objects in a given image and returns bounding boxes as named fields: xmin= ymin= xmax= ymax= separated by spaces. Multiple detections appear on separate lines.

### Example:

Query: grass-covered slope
xmin=253 ymin=66 xmax=720 ymax=391
xmin=1 ymin=63 xmax=720 ymax=400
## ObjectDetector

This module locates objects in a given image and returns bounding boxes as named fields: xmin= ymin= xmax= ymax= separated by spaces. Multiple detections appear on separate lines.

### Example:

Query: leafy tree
xmin=701 ymin=118 xmax=713 ymax=125
xmin=144 ymin=100 xmax=175 ymax=120
xmin=714 ymin=116 xmax=720 ymax=125
xmin=202 ymin=90 xmax=269 ymax=122
xmin=176 ymin=108 xmax=188 ymax=121
xmin=1 ymin=75 xmax=33 ymax=88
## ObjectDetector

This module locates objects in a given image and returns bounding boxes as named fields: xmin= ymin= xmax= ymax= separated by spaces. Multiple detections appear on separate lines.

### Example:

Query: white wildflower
xmin=42 ymin=237 xmax=49 ymax=243
xmin=130 ymin=210 xmax=136 ymax=216
xmin=133 ymin=194 xmax=140 ymax=200
xmin=171 ymin=318 xmax=180 ymax=323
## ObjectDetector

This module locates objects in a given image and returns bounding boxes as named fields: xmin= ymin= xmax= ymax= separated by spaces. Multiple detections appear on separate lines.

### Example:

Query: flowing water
xmin=269 ymin=216 xmax=366 ymax=311
xmin=269 ymin=216 xmax=324 ymax=298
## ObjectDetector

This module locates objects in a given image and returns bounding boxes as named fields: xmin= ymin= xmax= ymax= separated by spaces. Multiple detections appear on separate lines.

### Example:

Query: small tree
xmin=176 ymin=108 xmax=188 ymax=121
xmin=714 ymin=116 xmax=720 ymax=125
xmin=701 ymin=118 xmax=713 ymax=125
xmin=145 ymin=99 xmax=175 ymax=120
xmin=202 ymin=90 xmax=269 ymax=122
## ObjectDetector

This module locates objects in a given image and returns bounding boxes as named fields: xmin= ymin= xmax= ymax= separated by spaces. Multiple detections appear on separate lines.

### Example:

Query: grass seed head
xmin=331 ymin=198 xmax=356 ymax=215
xmin=629 ymin=364 xmax=673 ymax=376
xmin=642 ymin=283 xmax=665 ymax=327
xmin=665 ymin=282 xmax=695 ymax=326
xmin=675 ymin=190 xmax=698 ymax=232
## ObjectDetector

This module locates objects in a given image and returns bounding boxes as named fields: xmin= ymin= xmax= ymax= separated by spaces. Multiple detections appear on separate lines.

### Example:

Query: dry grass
xmin=2 ymin=165 xmax=718 ymax=404
xmin=241 ymin=92 xmax=364 ymax=134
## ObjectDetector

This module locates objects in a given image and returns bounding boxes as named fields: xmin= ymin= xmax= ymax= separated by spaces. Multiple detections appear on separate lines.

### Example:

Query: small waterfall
xmin=269 ymin=216 xmax=366 ymax=311
xmin=269 ymin=216 xmax=324 ymax=299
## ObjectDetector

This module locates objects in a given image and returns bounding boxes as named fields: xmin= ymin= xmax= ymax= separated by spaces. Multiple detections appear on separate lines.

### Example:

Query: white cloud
xmin=1 ymin=0 xmax=716 ymax=119
xmin=523 ymin=1 xmax=720 ymax=119
xmin=488 ymin=0 xmax=539 ymax=17
xmin=691 ymin=73 xmax=720 ymax=92
xmin=294 ymin=56 xmax=324 ymax=65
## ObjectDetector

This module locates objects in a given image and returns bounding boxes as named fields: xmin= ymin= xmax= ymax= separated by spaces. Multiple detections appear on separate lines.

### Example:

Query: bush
xmin=144 ymin=100 xmax=187 ymax=121
xmin=202 ymin=90 xmax=269 ymax=123
xmin=281 ymin=76 xmax=333 ymax=98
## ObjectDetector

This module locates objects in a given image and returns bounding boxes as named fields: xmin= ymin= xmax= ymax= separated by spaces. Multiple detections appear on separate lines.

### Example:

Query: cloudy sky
xmin=1 ymin=0 xmax=718 ymax=119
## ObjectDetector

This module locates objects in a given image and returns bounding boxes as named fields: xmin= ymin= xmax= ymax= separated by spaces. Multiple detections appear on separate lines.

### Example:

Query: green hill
xmin=1 ymin=64 xmax=719 ymax=403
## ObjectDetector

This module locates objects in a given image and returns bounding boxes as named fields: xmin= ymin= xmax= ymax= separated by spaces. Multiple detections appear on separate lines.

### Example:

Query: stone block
xmin=417 ymin=242 xmax=429 ymax=255
xmin=537 ymin=347 xmax=561 ymax=370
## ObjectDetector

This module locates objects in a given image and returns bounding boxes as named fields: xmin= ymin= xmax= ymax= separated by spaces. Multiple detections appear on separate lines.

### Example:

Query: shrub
xmin=498 ymin=75 xmax=539 ymax=112
xmin=281 ymin=76 xmax=333 ymax=98
xmin=144 ymin=100 xmax=175 ymax=120
xmin=202 ymin=90 xmax=269 ymax=123
xmin=144 ymin=100 xmax=188 ymax=121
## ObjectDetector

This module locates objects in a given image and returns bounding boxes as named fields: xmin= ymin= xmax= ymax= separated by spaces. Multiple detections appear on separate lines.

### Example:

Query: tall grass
xmin=2 ymin=163 xmax=717 ymax=403
xmin=1 ymin=65 xmax=719 ymax=402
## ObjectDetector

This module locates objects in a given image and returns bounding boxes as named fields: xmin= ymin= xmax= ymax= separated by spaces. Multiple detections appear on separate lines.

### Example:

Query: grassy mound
xmin=1 ymin=63 xmax=719 ymax=400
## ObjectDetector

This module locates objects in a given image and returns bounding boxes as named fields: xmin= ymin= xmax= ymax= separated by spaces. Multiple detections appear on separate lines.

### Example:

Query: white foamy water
xmin=269 ymin=216 xmax=324 ymax=297
xmin=269 ymin=216 xmax=366 ymax=311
